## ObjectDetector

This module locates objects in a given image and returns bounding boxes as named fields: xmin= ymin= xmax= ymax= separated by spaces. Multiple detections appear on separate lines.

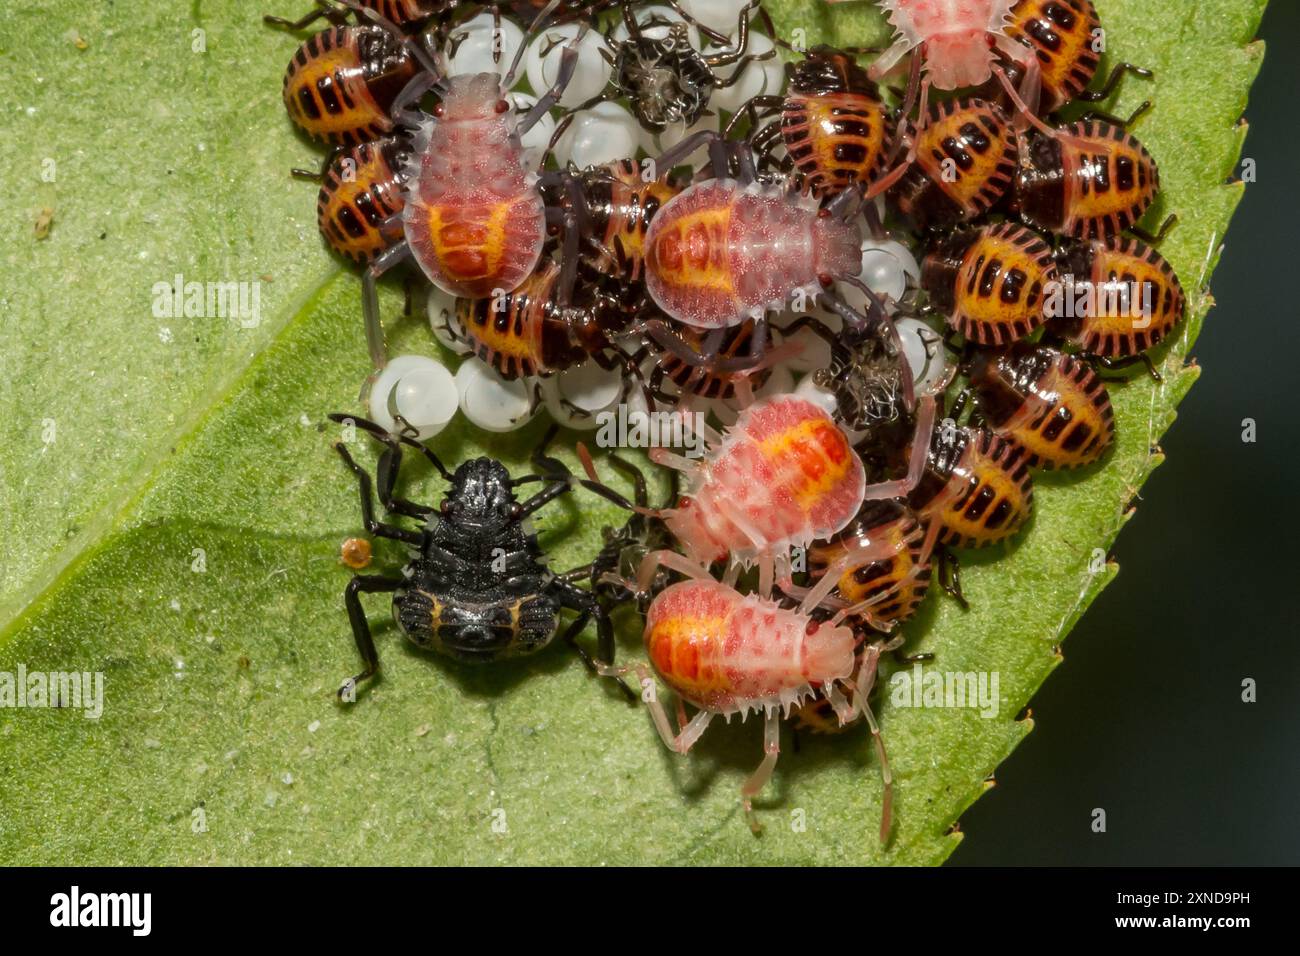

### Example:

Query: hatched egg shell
xmin=427 ymin=287 xmax=473 ymax=356
xmin=554 ymin=102 xmax=642 ymax=169
xmin=707 ymin=34 xmax=783 ymax=113
xmin=679 ymin=0 xmax=756 ymax=38
xmin=612 ymin=5 xmax=699 ymax=46
xmin=369 ymin=355 xmax=458 ymax=440
xmin=448 ymin=13 xmax=525 ymax=78
xmin=558 ymin=360 xmax=624 ymax=414
xmin=895 ymin=316 xmax=951 ymax=397
xmin=539 ymin=365 xmax=621 ymax=431
xmin=525 ymin=24 xmax=611 ymax=108
xmin=455 ymin=357 xmax=537 ymax=433
xmin=837 ymin=240 xmax=917 ymax=320
xmin=645 ymin=110 xmax=718 ymax=158
xmin=508 ymin=91 xmax=555 ymax=168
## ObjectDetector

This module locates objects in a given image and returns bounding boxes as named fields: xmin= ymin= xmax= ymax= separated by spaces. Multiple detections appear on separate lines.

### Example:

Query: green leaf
xmin=0 ymin=0 xmax=1265 ymax=864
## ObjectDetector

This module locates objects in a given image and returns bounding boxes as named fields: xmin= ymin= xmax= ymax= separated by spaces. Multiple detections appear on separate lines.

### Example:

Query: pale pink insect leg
xmin=855 ymin=643 xmax=893 ymax=844
xmin=634 ymin=549 xmax=713 ymax=593
xmin=796 ymin=537 xmax=911 ymax=617
xmin=634 ymin=665 xmax=714 ymax=755
xmin=649 ymin=447 xmax=699 ymax=473
xmin=742 ymin=709 xmax=782 ymax=834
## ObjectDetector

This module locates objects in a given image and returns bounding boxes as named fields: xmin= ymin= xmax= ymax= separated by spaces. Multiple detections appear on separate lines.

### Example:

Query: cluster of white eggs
xmin=449 ymin=2 xmax=782 ymax=165
xmin=368 ymin=1 xmax=953 ymax=440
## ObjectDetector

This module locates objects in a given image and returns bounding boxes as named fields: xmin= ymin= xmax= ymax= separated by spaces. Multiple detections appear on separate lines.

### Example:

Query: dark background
xmin=951 ymin=3 xmax=1299 ymax=865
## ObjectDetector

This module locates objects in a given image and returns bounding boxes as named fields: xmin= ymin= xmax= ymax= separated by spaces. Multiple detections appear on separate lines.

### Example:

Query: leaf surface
xmin=0 ymin=0 xmax=1266 ymax=863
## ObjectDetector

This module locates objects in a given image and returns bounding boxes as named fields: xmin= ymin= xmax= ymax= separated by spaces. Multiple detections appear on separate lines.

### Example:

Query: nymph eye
xmin=432 ymin=102 xmax=445 ymax=118
xmin=494 ymin=99 xmax=510 ymax=114
xmin=509 ymin=503 xmax=522 ymax=519
xmin=440 ymin=499 xmax=453 ymax=515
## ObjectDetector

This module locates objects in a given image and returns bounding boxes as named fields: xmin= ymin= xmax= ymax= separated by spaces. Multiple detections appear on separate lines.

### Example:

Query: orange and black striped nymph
xmin=647 ymin=322 xmax=772 ymax=402
xmin=908 ymin=426 xmax=1035 ymax=550
xmin=892 ymin=97 xmax=1018 ymax=232
xmin=368 ymin=0 xmax=442 ymax=26
xmin=779 ymin=48 xmax=892 ymax=199
xmin=454 ymin=259 xmax=630 ymax=380
xmin=921 ymin=222 xmax=1057 ymax=346
xmin=282 ymin=25 xmax=418 ymax=146
xmin=316 ymin=137 xmax=412 ymax=263
xmin=807 ymin=498 xmax=933 ymax=630
xmin=1014 ymin=119 xmax=1160 ymax=239
xmin=1050 ymin=234 xmax=1186 ymax=358
xmin=573 ymin=159 xmax=684 ymax=284
xmin=968 ymin=343 xmax=1115 ymax=470
xmin=1002 ymin=0 xmax=1103 ymax=112
xmin=268 ymin=0 xmax=442 ymax=31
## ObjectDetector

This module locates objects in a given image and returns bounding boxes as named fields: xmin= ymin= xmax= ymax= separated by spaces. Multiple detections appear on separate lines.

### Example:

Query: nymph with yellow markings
xmin=580 ymin=392 xmax=937 ymax=601
xmin=347 ymin=2 xmax=596 ymax=370
xmin=908 ymin=423 xmax=1035 ymax=558
xmin=964 ymin=341 xmax=1116 ymax=470
xmin=600 ymin=548 xmax=899 ymax=839
xmin=639 ymin=132 xmax=906 ymax=375
xmin=1012 ymin=117 xmax=1162 ymax=240
xmin=921 ymin=221 xmax=1058 ymax=346
xmin=279 ymin=23 xmax=420 ymax=147
xmin=889 ymin=97 xmax=1019 ymax=232
xmin=1050 ymin=233 xmax=1186 ymax=378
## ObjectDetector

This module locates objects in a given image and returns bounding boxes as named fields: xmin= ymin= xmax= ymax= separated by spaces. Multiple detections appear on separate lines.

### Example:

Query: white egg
xmin=871 ymin=238 xmax=921 ymax=281
xmin=895 ymin=316 xmax=951 ymax=398
xmin=679 ymin=0 xmax=756 ymax=38
xmin=525 ymin=24 xmax=611 ymax=109
xmin=622 ymin=375 xmax=653 ymax=419
xmin=448 ymin=13 xmax=525 ymax=79
xmin=539 ymin=365 xmax=620 ymax=432
xmin=707 ymin=34 xmax=784 ymax=114
xmin=554 ymin=102 xmax=642 ymax=168
xmin=612 ymin=5 xmax=699 ymax=46
xmin=557 ymin=360 xmax=625 ymax=415
xmin=427 ymin=286 xmax=473 ymax=356
xmin=506 ymin=91 xmax=555 ymax=168
xmin=455 ymin=357 xmax=537 ymax=433
xmin=645 ymin=110 xmax=719 ymax=159
xmin=368 ymin=355 xmax=459 ymax=440
xmin=837 ymin=238 xmax=922 ymax=320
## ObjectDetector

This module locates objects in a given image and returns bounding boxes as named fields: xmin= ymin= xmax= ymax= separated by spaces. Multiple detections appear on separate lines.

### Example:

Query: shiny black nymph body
xmin=330 ymin=414 xmax=629 ymax=700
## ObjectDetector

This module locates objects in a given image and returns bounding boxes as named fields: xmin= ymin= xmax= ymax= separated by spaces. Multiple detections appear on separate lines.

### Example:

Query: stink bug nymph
xmin=1012 ymin=118 xmax=1160 ymax=239
xmin=329 ymin=415 xmax=631 ymax=700
xmin=890 ymin=97 xmax=1018 ymax=232
xmin=280 ymin=24 xmax=419 ymax=146
xmin=921 ymin=221 xmax=1057 ymax=346
xmin=964 ymin=342 xmax=1116 ymax=470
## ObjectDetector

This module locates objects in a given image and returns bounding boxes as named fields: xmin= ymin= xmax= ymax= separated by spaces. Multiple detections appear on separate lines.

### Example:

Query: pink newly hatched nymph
xmin=869 ymin=0 xmax=1032 ymax=91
